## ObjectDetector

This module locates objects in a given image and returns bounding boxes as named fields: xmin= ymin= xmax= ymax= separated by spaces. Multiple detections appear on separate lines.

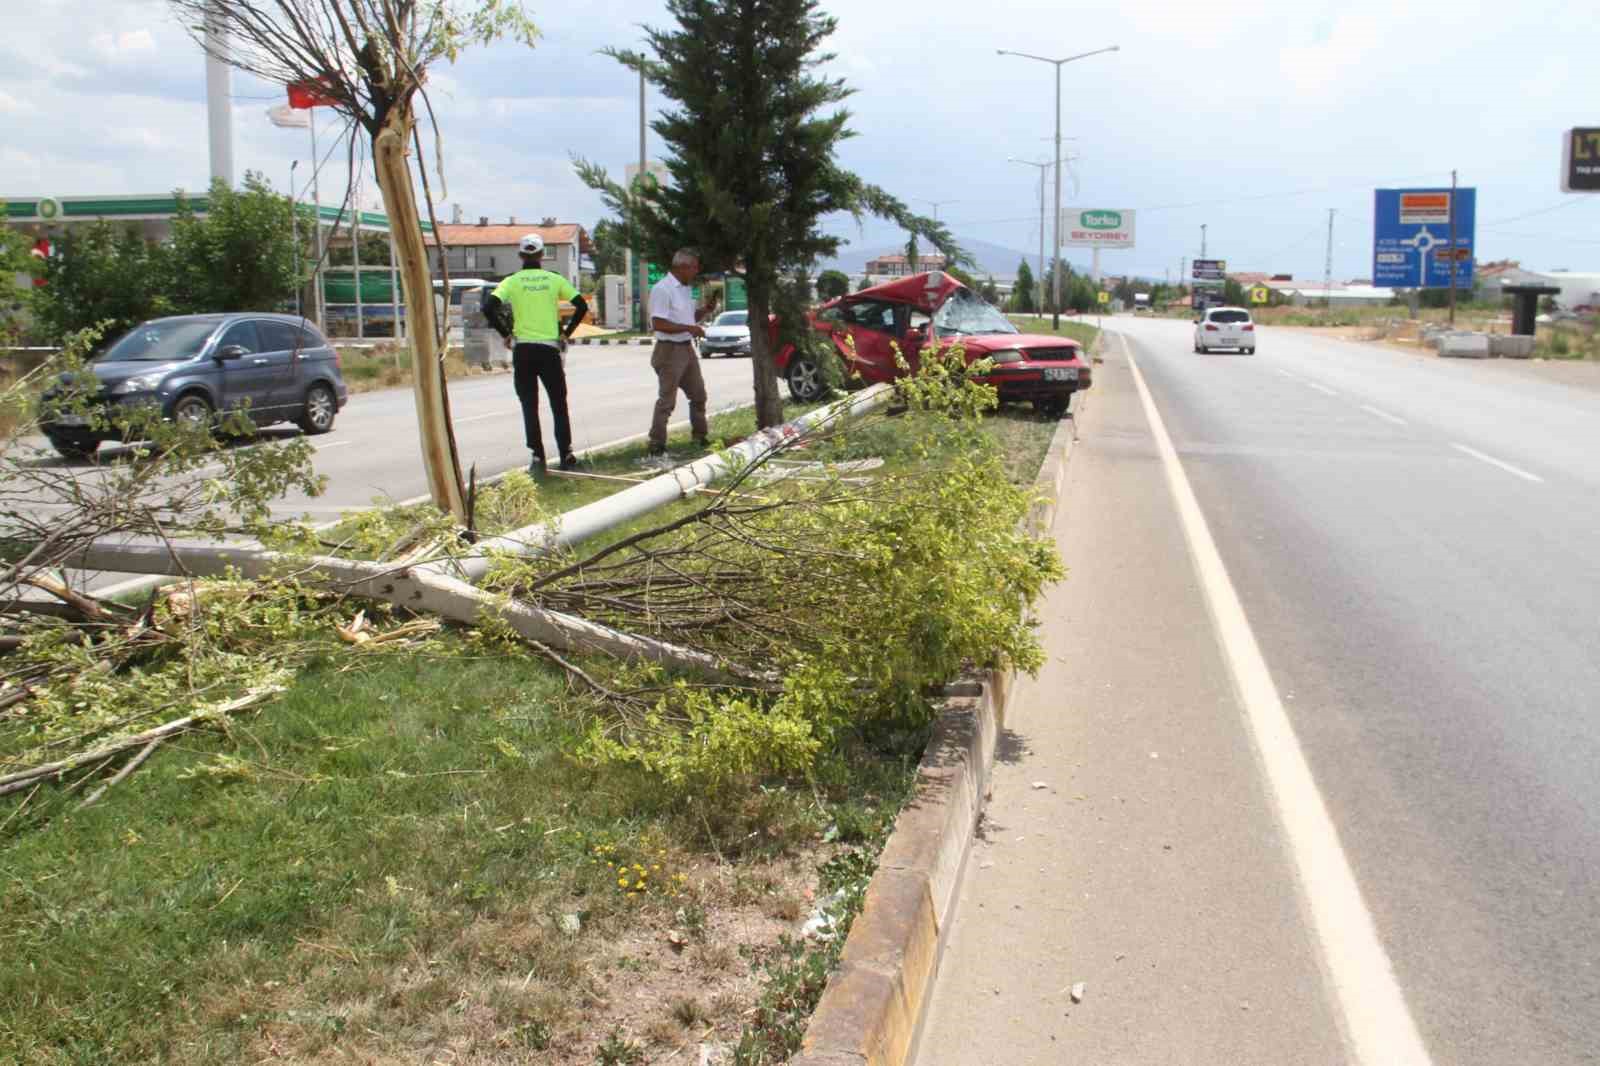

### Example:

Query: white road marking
xmin=314 ymin=440 xmax=354 ymax=450
xmin=1307 ymin=382 xmax=1340 ymax=397
xmin=454 ymin=411 xmax=506 ymax=425
xmin=1122 ymin=334 xmax=1434 ymax=1066
xmin=1451 ymin=443 xmax=1543 ymax=483
xmin=1360 ymin=404 xmax=1409 ymax=427
xmin=1276 ymin=369 xmax=1299 ymax=381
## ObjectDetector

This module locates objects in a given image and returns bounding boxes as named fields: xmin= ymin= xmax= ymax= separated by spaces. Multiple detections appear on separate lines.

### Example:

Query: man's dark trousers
xmin=512 ymin=342 xmax=571 ymax=461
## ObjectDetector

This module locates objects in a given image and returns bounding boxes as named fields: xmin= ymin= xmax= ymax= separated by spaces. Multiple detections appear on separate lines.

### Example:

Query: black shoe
xmin=528 ymin=455 xmax=546 ymax=474
xmin=646 ymin=443 xmax=667 ymax=457
xmin=559 ymin=453 xmax=580 ymax=471
xmin=692 ymin=436 xmax=710 ymax=449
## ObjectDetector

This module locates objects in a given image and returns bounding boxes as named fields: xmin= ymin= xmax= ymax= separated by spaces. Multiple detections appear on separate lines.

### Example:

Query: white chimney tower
xmin=205 ymin=4 xmax=234 ymax=187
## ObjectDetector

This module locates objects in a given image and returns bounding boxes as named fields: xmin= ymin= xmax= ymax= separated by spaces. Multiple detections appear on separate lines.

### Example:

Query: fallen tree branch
xmin=0 ymin=686 xmax=281 ymax=797
xmin=78 ymin=735 xmax=166 ymax=810
xmin=19 ymin=573 xmax=136 ymax=625
xmin=68 ymin=543 xmax=771 ymax=685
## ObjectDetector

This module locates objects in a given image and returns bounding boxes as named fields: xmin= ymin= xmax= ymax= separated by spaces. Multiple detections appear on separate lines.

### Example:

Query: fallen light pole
xmin=70 ymin=384 xmax=894 ymax=677
xmin=449 ymin=382 xmax=894 ymax=581
xmin=71 ymin=541 xmax=761 ymax=681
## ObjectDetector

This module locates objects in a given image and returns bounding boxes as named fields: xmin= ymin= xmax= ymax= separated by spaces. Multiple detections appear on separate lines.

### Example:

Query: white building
xmin=1542 ymin=271 xmax=1600 ymax=312
xmin=1269 ymin=282 xmax=1396 ymax=307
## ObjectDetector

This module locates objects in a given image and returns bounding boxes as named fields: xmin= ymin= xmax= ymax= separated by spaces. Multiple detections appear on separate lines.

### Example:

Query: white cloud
xmin=0 ymin=90 xmax=28 ymax=114
xmin=91 ymin=29 xmax=158 ymax=63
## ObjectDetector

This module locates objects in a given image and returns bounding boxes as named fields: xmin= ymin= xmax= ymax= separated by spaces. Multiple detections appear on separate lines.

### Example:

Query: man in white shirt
xmin=646 ymin=248 xmax=720 ymax=455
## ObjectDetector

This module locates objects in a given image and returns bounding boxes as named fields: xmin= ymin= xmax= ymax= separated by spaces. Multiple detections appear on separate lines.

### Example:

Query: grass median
xmin=1 ymin=382 xmax=1064 ymax=1065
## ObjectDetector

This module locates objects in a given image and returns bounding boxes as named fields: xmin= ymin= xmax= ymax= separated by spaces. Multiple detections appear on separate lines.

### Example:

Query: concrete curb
xmin=572 ymin=336 xmax=653 ymax=346
xmin=792 ymin=356 xmax=1087 ymax=1066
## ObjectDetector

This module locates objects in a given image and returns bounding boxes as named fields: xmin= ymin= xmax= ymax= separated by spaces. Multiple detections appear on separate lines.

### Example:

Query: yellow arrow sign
xmin=1250 ymin=286 xmax=1270 ymax=305
xmin=1097 ymin=291 xmax=1110 ymax=305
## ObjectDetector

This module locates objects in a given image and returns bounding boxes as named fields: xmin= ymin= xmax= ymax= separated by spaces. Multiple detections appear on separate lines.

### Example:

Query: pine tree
xmin=1014 ymin=259 xmax=1035 ymax=312
xmin=575 ymin=0 xmax=967 ymax=428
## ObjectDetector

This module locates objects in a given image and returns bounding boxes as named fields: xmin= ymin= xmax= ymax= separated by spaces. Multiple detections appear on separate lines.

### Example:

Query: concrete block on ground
xmin=1490 ymin=334 xmax=1536 ymax=358
xmin=1439 ymin=331 xmax=1491 ymax=358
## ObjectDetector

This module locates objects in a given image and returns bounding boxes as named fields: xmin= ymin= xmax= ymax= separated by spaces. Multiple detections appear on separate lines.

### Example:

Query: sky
xmin=4 ymin=0 xmax=1599 ymax=282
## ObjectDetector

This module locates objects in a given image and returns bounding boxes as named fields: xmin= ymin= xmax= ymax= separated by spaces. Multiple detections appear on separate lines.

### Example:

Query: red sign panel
xmin=287 ymin=79 xmax=338 ymax=110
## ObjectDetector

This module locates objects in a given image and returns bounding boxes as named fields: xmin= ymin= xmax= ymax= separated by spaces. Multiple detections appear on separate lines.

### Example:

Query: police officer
xmin=481 ymin=234 xmax=590 ymax=472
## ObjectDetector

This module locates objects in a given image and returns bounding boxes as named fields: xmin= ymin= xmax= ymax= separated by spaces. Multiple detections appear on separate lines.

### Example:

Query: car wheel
xmin=297 ymin=383 xmax=337 ymax=434
xmin=786 ymin=355 xmax=829 ymax=403
xmin=172 ymin=392 xmax=215 ymax=431
xmin=48 ymin=433 xmax=99 ymax=461
xmin=1246 ymin=347 xmax=1256 ymax=355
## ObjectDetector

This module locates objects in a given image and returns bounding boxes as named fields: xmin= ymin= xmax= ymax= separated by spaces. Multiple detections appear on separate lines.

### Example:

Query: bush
xmin=538 ymin=347 xmax=1063 ymax=793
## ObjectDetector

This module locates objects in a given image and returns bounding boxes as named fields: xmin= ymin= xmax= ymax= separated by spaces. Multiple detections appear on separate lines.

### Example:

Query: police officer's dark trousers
xmin=512 ymin=342 xmax=572 ymax=461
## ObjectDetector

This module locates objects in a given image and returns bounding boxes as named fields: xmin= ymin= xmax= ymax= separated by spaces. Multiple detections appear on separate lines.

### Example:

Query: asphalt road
xmin=21 ymin=346 xmax=758 ymax=593
xmin=143 ymin=346 xmax=755 ymax=515
xmin=917 ymin=317 xmax=1600 ymax=1065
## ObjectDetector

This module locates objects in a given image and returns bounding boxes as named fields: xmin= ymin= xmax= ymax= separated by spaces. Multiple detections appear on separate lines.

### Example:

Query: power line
xmin=938 ymin=171 xmax=1453 ymax=229
xmin=1480 ymin=199 xmax=1590 ymax=228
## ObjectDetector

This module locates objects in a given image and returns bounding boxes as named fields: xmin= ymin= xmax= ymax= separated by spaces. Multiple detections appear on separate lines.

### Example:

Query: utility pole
xmin=1008 ymin=158 xmax=1051 ymax=316
xmin=289 ymin=159 xmax=300 ymax=318
xmin=636 ymin=66 xmax=648 ymax=333
xmin=1200 ymin=224 xmax=1207 ymax=259
xmin=1324 ymin=208 xmax=1336 ymax=309
xmin=1448 ymin=169 xmax=1459 ymax=326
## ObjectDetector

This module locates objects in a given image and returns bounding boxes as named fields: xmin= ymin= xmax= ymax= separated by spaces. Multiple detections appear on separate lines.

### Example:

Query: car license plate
xmin=1043 ymin=367 xmax=1078 ymax=382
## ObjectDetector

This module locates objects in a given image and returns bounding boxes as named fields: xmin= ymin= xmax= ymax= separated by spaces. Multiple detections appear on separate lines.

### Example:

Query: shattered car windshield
xmin=933 ymin=289 xmax=1018 ymax=336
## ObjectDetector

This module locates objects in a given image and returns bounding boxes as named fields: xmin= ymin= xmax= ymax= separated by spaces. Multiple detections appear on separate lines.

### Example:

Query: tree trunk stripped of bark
xmin=373 ymin=101 xmax=466 ymax=523
xmin=746 ymin=286 xmax=785 ymax=429
xmin=69 ymin=543 xmax=762 ymax=684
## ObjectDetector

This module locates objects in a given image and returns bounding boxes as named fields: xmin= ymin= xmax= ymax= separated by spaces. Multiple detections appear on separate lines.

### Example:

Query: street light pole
xmin=920 ymin=199 xmax=959 ymax=273
xmin=637 ymin=65 xmax=648 ymax=333
xmin=1008 ymin=158 xmax=1051 ymax=316
xmin=998 ymin=44 xmax=1119 ymax=330
xmin=289 ymin=159 xmax=300 ymax=318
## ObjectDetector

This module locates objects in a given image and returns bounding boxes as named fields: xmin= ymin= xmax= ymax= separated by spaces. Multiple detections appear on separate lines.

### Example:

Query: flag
xmin=287 ymin=78 xmax=337 ymax=110
xmin=267 ymin=104 xmax=310 ymax=128
xmin=31 ymin=238 xmax=50 ymax=287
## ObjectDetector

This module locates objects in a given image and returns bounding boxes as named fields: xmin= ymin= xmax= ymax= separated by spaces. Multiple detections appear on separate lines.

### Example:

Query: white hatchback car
xmin=701 ymin=310 xmax=752 ymax=357
xmin=1194 ymin=306 xmax=1257 ymax=354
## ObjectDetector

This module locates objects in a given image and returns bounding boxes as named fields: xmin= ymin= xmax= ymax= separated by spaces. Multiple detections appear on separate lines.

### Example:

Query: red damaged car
xmin=774 ymin=272 xmax=1091 ymax=417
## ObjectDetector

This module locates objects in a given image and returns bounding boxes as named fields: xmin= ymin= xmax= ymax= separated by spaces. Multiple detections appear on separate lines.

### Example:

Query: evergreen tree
xmin=575 ymin=0 xmax=968 ymax=427
xmin=589 ymin=218 xmax=628 ymax=278
xmin=1014 ymin=259 xmax=1035 ymax=312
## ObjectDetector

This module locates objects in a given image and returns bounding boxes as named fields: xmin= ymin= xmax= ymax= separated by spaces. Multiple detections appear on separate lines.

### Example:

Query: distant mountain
xmin=819 ymin=236 xmax=1039 ymax=280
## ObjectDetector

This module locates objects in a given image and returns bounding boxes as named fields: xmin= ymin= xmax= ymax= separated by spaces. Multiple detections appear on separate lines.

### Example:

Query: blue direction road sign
xmin=1373 ymin=188 xmax=1476 ymax=289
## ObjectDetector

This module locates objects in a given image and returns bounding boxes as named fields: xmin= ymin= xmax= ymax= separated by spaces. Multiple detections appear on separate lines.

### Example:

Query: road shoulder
xmin=913 ymin=329 xmax=1348 ymax=1066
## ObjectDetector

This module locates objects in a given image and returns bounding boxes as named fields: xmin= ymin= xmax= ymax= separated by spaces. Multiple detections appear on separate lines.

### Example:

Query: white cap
xmin=518 ymin=233 xmax=545 ymax=256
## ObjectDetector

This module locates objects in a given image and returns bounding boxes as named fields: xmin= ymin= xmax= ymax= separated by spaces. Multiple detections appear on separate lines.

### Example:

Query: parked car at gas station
xmin=776 ymin=272 xmax=1091 ymax=417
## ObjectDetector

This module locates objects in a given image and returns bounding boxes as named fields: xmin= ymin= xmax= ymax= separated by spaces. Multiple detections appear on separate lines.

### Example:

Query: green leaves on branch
xmin=531 ymin=353 xmax=1061 ymax=794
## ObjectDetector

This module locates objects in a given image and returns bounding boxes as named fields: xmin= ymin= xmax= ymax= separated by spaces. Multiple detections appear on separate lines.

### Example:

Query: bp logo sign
xmin=36 ymin=197 xmax=61 ymax=221
xmin=1064 ymin=208 xmax=1136 ymax=249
